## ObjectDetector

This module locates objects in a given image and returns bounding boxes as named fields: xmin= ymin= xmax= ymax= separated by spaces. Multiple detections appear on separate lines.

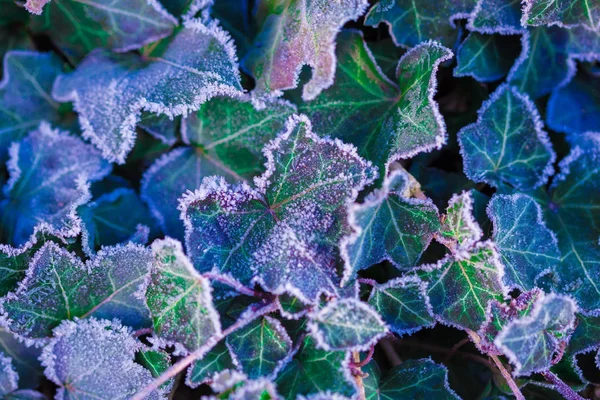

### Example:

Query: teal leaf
xmin=40 ymin=318 xmax=165 ymax=399
xmin=495 ymin=293 xmax=577 ymax=376
xmin=523 ymin=0 xmax=600 ymax=31
xmin=488 ymin=194 xmax=561 ymax=291
xmin=459 ymin=85 xmax=555 ymax=190
xmin=0 ymin=0 xmax=30 ymax=25
xmin=243 ymin=0 xmax=369 ymax=100
xmin=367 ymin=277 xmax=435 ymax=336
xmin=0 ymin=327 xmax=42 ymax=389
xmin=209 ymin=0 xmax=255 ymax=58
xmin=438 ymin=191 xmax=483 ymax=250
xmin=52 ymin=20 xmax=243 ymax=164
xmin=363 ymin=359 xmax=381 ymax=400
xmin=454 ymin=34 xmax=521 ymax=82
xmin=186 ymin=342 xmax=235 ymax=387
xmin=138 ymin=113 xmax=179 ymax=146
xmin=29 ymin=0 xmax=176 ymax=60
xmin=365 ymin=0 xmax=476 ymax=48
xmin=0 ymin=354 xmax=17 ymax=395
xmin=226 ymin=316 xmax=292 ymax=378
xmin=466 ymin=0 xmax=524 ymax=34
xmin=1 ymin=123 xmax=110 ymax=246
xmin=564 ymin=312 xmax=600 ymax=372
xmin=308 ymin=298 xmax=388 ymax=351
xmin=301 ymin=30 xmax=452 ymax=173
xmin=180 ymin=115 xmax=376 ymax=303
xmin=0 ymin=51 xmax=63 ymax=164
xmin=146 ymin=238 xmax=221 ymax=353
xmin=136 ymin=349 xmax=173 ymax=392
xmin=0 ymin=32 xmax=35 ymax=77
xmin=0 ymin=242 xmax=152 ymax=339
xmin=341 ymin=169 xmax=440 ymax=283
xmin=0 ymin=242 xmax=35 ymax=298
xmin=276 ymin=336 xmax=356 ymax=399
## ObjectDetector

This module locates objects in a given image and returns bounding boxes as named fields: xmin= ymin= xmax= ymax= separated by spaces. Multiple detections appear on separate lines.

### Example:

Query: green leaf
xmin=276 ymin=336 xmax=356 ymax=399
xmin=243 ymin=0 xmax=368 ymax=100
xmin=367 ymin=277 xmax=435 ymax=336
xmin=466 ymin=0 xmax=524 ymax=33
xmin=40 ymin=318 xmax=165 ymax=399
xmin=300 ymin=30 xmax=452 ymax=173
xmin=454 ymin=33 xmax=521 ymax=82
xmin=146 ymin=238 xmax=221 ymax=352
xmin=180 ymin=115 xmax=376 ymax=303
xmin=523 ymin=0 xmax=600 ymax=31
xmin=341 ymin=169 xmax=440 ymax=283
xmin=29 ymin=0 xmax=176 ymax=60
xmin=0 ymin=242 xmax=152 ymax=338
xmin=0 ymin=0 xmax=30 ymax=26
xmin=308 ymin=298 xmax=388 ymax=351
xmin=495 ymin=293 xmax=577 ymax=376
xmin=186 ymin=342 xmax=236 ymax=387
xmin=488 ymin=194 xmax=561 ymax=291
xmin=226 ymin=316 xmax=292 ymax=378
xmin=438 ymin=191 xmax=483 ymax=249
xmin=365 ymin=0 xmax=476 ymax=48
xmin=136 ymin=349 xmax=173 ymax=391
xmin=458 ymin=84 xmax=555 ymax=191
xmin=363 ymin=359 xmax=382 ymax=400
xmin=565 ymin=313 xmax=600 ymax=360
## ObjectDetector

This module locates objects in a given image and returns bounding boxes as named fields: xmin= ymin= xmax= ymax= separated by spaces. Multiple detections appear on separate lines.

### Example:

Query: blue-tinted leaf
xmin=0 ymin=354 xmax=18 ymax=395
xmin=523 ymin=0 xmax=600 ymax=31
xmin=1 ymin=123 xmax=110 ymax=246
xmin=454 ymin=34 xmax=521 ymax=82
xmin=459 ymin=84 xmax=555 ymax=190
xmin=0 ymin=327 xmax=42 ymax=389
xmin=52 ymin=20 xmax=243 ymax=163
xmin=210 ymin=0 xmax=254 ymax=58
xmin=180 ymin=115 xmax=376 ymax=303
xmin=138 ymin=113 xmax=179 ymax=146
xmin=495 ymin=293 xmax=577 ymax=376
xmin=40 ymin=318 xmax=165 ymax=399
xmin=0 ymin=32 xmax=35 ymax=75
xmin=186 ymin=342 xmax=235 ymax=387
xmin=467 ymin=0 xmax=524 ymax=34
xmin=564 ymin=313 xmax=600 ymax=376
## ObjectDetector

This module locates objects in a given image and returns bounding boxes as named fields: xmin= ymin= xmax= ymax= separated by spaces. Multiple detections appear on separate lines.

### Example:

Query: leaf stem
xmin=350 ymin=345 xmax=375 ymax=369
xmin=352 ymin=352 xmax=367 ymax=400
xmin=131 ymin=301 xmax=278 ymax=400
xmin=541 ymin=371 xmax=585 ymax=400
xmin=203 ymin=271 xmax=271 ymax=299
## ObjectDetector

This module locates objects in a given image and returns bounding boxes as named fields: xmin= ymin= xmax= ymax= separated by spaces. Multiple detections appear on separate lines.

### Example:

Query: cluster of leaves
xmin=0 ymin=0 xmax=599 ymax=399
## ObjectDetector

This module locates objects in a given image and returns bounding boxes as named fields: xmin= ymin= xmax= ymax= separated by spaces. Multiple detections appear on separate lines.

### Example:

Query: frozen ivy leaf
xmin=547 ymin=74 xmax=600 ymax=137
xmin=367 ymin=277 xmax=435 ymax=337
xmin=522 ymin=0 xmax=600 ymax=31
xmin=277 ymin=294 xmax=311 ymax=319
xmin=1 ymin=123 xmax=110 ymax=246
xmin=80 ymin=188 xmax=156 ymax=256
xmin=439 ymin=191 xmax=483 ymax=249
xmin=0 ymin=354 xmax=17 ymax=395
xmin=467 ymin=0 xmax=524 ymax=33
xmin=0 ymin=31 xmax=35 ymax=73
xmin=29 ymin=0 xmax=176 ymax=60
xmin=1 ymin=242 xmax=152 ymax=338
xmin=229 ymin=378 xmax=280 ymax=400
xmin=226 ymin=316 xmax=291 ymax=379
xmin=363 ymin=359 xmax=381 ymax=400
xmin=0 ymin=243 xmax=34 ymax=298
xmin=341 ymin=169 xmax=440 ymax=283
xmin=309 ymin=298 xmax=387 ymax=352
xmin=301 ymin=30 xmax=452 ymax=173
xmin=375 ymin=359 xmax=459 ymax=399
xmin=365 ymin=0 xmax=475 ymax=48
xmin=459 ymin=85 xmax=555 ymax=191
xmin=276 ymin=336 xmax=355 ymax=399
xmin=210 ymin=0 xmax=255 ymax=58
xmin=495 ymin=293 xmax=577 ymax=376
xmin=52 ymin=20 xmax=243 ymax=164
xmin=146 ymin=238 xmax=221 ymax=352
xmin=41 ymin=318 xmax=164 ymax=399
xmin=454 ymin=34 xmax=521 ymax=82
xmin=0 ymin=327 xmax=43 ymax=389
xmin=186 ymin=342 xmax=235 ymax=387
xmin=420 ymin=242 xmax=506 ymax=331
xmin=136 ymin=349 xmax=173 ymax=391
xmin=564 ymin=313 xmax=600 ymax=366
xmin=181 ymin=115 xmax=376 ymax=303
xmin=488 ymin=194 xmax=561 ymax=291
xmin=138 ymin=113 xmax=179 ymax=146
xmin=0 ymin=51 xmax=62 ymax=164
xmin=243 ymin=0 xmax=368 ymax=100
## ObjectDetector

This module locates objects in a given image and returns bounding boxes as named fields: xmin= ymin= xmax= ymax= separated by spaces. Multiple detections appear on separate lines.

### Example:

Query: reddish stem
xmin=541 ymin=371 xmax=585 ymax=400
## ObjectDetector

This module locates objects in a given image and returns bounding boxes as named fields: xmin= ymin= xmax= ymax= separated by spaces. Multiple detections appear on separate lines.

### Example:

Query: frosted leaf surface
xmin=40 ymin=318 xmax=164 ymax=400
xmin=1 ymin=123 xmax=110 ymax=246
xmin=181 ymin=115 xmax=376 ymax=303
xmin=52 ymin=20 xmax=243 ymax=164
xmin=0 ymin=327 xmax=43 ymax=389
xmin=454 ymin=34 xmax=521 ymax=82
xmin=467 ymin=0 xmax=524 ymax=33
xmin=138 ymin=113 xmax=179 ymax=146
xmin=1 ymin=242 xmax=152 ymax=338
xmin=244 ymin=0 xmax=369 ymax=100
xmin=439 ymin=191 xmax=483 ymax=250
xmin=523 ymin=0 xmax=600 ymax=31
xmin=186 ymin=342 xmax=235 ymax=387
xmin=0 ymin=354 xmax=17 ymax=395
xmin=136 ymin=349 xmax=173 ymax=392
xmin=146 ymin=238 xmax=221 ymax=352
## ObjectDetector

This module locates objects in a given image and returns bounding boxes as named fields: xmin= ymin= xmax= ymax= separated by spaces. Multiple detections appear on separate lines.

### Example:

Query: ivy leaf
xmin=0 ymin=0 xmax=30 ymax=26
xmin=363 ymin=359 xmax=381 ymax=400
xmin=0 ymin=327 xmax=43 ymax=389
xmin=495 ymin=293 xmax=577 ymax=376
xmin=487 ymin=194 xmax=561 ymax=291
xmin=146 ymin=238 xmax=221 ymax=353
xmin=458 ymin=84 xmax=555 ymax=191
xmin=0 ymin=51 xmax=63 ymax=164
xmin=243 ymin=0 xmax=368 ymax=100
xmin=180 ymin=115 xmax=376 ymax=303
xmin=367 ymin=277 xmax=435 ymax=337
xmin=365 ymin=0 xmax=475 ymax=48
xmin=341 ymin=169 xmax=440 ymax=283
xmin=275 ymin=336 xmax=356 ymax=399
xmin=40 ymin=318 xmax=165 ymax=399
xmin=374 ymin=358 xmax=459 ymax=399
xmin=1 ymin=123 xmax=110 ymax=246
xmin=438 ymin=191 xmax=483 ymax=249
xmin=52 ymin=20 xmax=243 ymax=164
xmin=301 ymin=30 xmax=452 ymax=173
xmin=466 ymin=0 xmax=524 ymax=33
xmin=226 ymin=316 xmax=291 ymax=378
xmin=522 ymin=0 xmax=600 ymax=31
xmin=0 ymin=242 xmax=35 ymax=298
xmin=454 ymin=34 xmax=521 ymax=82
xmin=564 ymin=313 xmax=600 ymax=369
xmin=138 ymin=113 xmax=179 ymax=146
xmin=186 ymin=342 xmax=236 ymax=387
xmin=209 ymin=0 xmax=255 ymax=58
xmin=136 ymin=349 xmax=173 ymax=392
xmin=0 ymin=354 xmax=18 ymax=396
xmin=29 ymin=0 xmax=176 ymax=60
xmin=1 ymin=242 xmax=152 ymax=338
xmin=308 ymin=298 xmax=388 ymax=351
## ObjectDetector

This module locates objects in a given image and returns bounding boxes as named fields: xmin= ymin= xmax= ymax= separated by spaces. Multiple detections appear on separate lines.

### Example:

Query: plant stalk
xmin=541 ymin=371 xmax=585 ymax=400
